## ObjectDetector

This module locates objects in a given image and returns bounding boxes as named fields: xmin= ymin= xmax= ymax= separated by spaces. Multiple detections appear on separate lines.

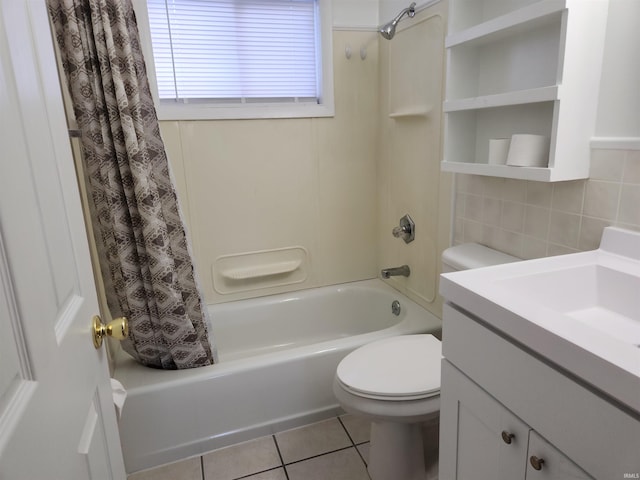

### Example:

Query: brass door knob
xmin=92 ymin=316 xmax=129 ymax=349
xmin=530 ymin=455 xmax=545 ymax=471
xmin=501 ymin=431 xmax=515 ymax=444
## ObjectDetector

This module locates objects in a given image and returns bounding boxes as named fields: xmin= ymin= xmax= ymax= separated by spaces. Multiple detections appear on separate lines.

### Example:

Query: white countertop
xmin=440 ymin=227 xmax=640 ymax=414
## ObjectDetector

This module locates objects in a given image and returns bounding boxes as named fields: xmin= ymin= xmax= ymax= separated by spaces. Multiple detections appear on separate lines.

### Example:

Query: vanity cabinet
xmin=440 ymin=361 xmax=593 ymax=479
xmin=439 ymin=304 xmax=640 ymax=480
xmin=441 ymin=0 xmax=610 ymax=181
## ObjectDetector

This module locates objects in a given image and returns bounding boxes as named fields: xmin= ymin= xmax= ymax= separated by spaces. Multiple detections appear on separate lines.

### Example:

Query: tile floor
xmin=128 ymin=415 xmax=374 ymax=480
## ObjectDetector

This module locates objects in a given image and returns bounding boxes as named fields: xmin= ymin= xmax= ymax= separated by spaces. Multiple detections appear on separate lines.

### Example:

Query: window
xmin=136 ymin=0 xmax=334 ymax=120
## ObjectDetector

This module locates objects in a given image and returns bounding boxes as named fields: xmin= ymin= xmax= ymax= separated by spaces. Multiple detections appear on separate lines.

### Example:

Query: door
xmin=0 ymin=0 xmax=126 ymax=478
xmin=439 ymin=360 xmax=530 ymax=480
xmin=525 ymin=431 xmax=594 ymax=480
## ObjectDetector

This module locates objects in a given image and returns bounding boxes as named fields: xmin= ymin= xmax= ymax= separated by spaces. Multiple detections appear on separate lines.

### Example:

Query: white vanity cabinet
xmin=438 ymin=304 xmax=640 ymax=480
xmin=440 ymin=361 xmax=593 ymax=480
xmin=441 ymin=0 xmax=610 ymax=181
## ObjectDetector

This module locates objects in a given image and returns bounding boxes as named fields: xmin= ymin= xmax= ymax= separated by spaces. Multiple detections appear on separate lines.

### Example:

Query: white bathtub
xmin=114 ymin=279 xmax=441 ymax=473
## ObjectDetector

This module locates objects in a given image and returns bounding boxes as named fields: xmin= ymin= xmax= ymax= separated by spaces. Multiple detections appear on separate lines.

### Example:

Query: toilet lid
xmin=336 ymin=334 xmax=441 ymax=401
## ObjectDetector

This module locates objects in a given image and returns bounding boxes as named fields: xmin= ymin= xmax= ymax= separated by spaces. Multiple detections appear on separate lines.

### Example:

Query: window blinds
xmin=147 ymin=0 xmax=319 ymax=102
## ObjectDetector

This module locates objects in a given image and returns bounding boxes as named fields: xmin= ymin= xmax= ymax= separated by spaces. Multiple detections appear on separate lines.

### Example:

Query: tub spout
xmin=381 ymin=265 xmax=410 ymax=278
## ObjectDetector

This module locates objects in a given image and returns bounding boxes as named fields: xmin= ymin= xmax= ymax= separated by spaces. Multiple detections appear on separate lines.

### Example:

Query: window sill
xmin=156 ymin=102 xmax=335 ymax=121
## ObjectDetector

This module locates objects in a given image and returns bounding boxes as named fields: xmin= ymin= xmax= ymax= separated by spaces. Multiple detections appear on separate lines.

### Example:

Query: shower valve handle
xmin=392 ymin=214 xmax=415 ymax=243
xmin=392 ymin=226 xmax=408 ymax=237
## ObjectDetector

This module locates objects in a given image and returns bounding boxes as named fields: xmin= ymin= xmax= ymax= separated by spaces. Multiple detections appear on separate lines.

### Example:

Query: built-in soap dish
xmin=221 ymin=260 xmax=302 ymax=281
xmin=212 ymin=246 xmax=309 ymax=294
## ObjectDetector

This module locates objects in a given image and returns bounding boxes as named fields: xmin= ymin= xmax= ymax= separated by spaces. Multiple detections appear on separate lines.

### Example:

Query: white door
xmin=0 ymin=0 xmax=126 ymax=478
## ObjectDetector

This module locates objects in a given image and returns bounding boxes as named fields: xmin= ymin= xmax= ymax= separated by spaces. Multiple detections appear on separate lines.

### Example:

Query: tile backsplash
xmin=453 ymin=149 xmax=640 ymax=259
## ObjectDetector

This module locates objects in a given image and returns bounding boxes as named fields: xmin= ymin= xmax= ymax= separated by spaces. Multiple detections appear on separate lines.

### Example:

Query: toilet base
xmin=368 ymin=421 xmax=428 ymax=480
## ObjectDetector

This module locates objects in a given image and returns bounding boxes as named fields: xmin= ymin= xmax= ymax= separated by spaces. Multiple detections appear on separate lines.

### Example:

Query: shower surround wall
xmin=160 ymin=0 xmax=452 ymax=317
xmin=377 ymin=0 xmax=452 ymax=318
xmin=160 ymin=29 xmax=380 ymax=304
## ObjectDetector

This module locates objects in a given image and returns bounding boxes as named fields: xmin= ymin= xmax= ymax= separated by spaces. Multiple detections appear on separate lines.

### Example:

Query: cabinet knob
xmin=501 ymin=431 xmax=515 ymax=444
xmin=530 ymin=455 xmax=545 ymax=471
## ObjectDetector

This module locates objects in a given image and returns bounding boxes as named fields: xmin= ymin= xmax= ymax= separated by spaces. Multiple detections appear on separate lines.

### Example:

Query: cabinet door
xmin=440 ymin=360 xmax=530 ymax=480
xmin=525 ymin=431 xmax=594 ymax=480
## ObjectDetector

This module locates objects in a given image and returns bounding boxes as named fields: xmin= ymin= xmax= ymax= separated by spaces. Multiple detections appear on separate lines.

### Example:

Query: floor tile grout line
xmin=337 ymin=416 xmax=357 ymax=446
xmin=282 ymin=445 xmax=357 ymax=467
xmin=272 ymin=434 xmax=290 ymax=480
xmin=353 ymin=442 xmax=369 ymax=469
xmin=338 ymin=415 xmax=370 ymax=468
xmin=200 ymin=455 xmax=205 ymax=480
xmin=232 ymin=466 xmax=286 ymax=480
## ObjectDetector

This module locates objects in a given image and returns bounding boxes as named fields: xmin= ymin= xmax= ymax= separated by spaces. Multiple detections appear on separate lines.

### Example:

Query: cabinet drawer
xmin=442 ymin=303 xmax=640 ymax=479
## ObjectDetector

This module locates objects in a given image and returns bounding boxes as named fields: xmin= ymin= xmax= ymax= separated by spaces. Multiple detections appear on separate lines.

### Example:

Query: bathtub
xmin=114 ymin=279 xmax=441 ymax=473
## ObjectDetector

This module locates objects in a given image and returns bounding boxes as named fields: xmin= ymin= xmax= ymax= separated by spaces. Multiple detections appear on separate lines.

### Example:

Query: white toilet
xmin=333 ymin=243 xmax=519 ymax=480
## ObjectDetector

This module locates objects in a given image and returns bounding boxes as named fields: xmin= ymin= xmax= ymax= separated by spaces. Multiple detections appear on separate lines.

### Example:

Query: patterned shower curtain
xmin=48 ymin=0 xmax=216 ymax=369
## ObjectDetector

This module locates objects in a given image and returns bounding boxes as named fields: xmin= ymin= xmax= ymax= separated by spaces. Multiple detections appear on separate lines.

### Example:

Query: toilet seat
xmin=336 ymin=334 xmax=441 ymax=401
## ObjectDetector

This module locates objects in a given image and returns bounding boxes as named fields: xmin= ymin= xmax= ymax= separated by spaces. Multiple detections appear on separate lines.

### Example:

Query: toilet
xmin=333 ymin=243 xmax=519 ymax=480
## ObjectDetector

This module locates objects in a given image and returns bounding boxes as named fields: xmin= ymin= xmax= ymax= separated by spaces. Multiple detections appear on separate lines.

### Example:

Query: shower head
xmin=379 ymin=2 xmax=416 ymax=40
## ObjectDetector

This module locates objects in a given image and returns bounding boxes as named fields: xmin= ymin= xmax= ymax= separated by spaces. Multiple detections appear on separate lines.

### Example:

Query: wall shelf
xmin=442 ymin=0 xmax=610 ymax=182
xmin=446 ymin=0 xmax=565 ymax=48
xmin=388 ymin=106 xmax=432 ymax=119
xmin=441 ymin=161 xmax=552 ymax=181
xmin=444 ymin=86 xmax=558 ymax=112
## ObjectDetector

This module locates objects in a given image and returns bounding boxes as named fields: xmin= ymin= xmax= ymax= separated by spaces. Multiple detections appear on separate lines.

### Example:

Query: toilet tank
xmin=441 ymin=243 xmax=520 ymax=273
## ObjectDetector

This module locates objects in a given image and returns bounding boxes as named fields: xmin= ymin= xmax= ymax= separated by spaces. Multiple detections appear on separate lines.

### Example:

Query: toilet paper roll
xmin=506 ymin=134 xmax=550 ymax=168
xmin=488 ymin=138 xmax=511 ymax=165
xmin=110 ymin=378 xmax=127 ymax=420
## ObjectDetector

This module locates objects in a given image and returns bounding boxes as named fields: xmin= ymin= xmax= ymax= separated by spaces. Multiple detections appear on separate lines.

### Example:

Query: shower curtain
xmin=48 ymin=0 xmax=216 ymax=369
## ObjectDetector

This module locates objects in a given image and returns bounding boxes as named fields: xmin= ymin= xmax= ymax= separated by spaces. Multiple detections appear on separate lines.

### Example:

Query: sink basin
xmin=440 ymin=227 xmax=640 ymax=413
xmin=499 ymin=264 xmax=640 ymax=347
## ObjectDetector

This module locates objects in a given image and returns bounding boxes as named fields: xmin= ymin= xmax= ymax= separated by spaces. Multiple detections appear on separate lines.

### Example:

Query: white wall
xmin=595 ymin=0 xmax=640 ymax=139
xmin=379 ymin=0 xmax=442 ymax=29
xmin=333 ymin=0 xmax=379 ymax=28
